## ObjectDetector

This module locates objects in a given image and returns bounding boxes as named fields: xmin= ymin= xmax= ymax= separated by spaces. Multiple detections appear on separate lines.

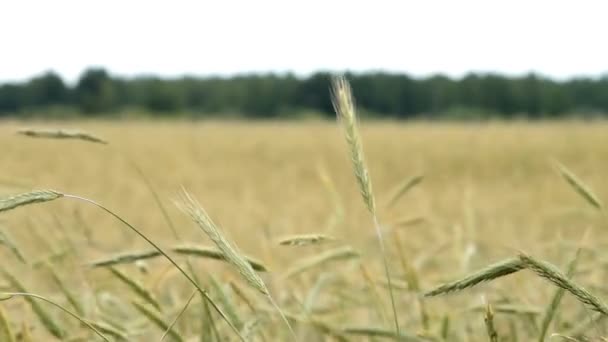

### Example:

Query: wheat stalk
xmin=538 ymin=249 xmax=581 ymax=342
xmin=277 ymin=234 xmax=336 ymax=247
xmin=483 ymin=298 xmax=499 ymax=342
xmin=331 ymin=75 xmax=400 ymax=334
xmin=88 ymin=250 xmax=162 ymax=267
xmin=132 ymin=301 xmax=183 ymax=342
xmin=385 ymin=175 xmax=424 ymax=208
xmin=341 ymin=326 xmax=421 ymax=341
xmin=0 ymin=190 xmax=62 ymax=213
xmin=1 ymin=269 xmax=65 ymax=339
xmin=554 ymin=161 xmax=603 ymax=210
xmin=177 ymin=190 xmax=268 ymax=296
xmin=86 ymin=320 xmax=129 ymax=341
xmin=45 ymin=264 xmax=85 ymax=316
xmin=108 ymin=266 xmax=161 ymax=311
xmin=177 ymin=189 xmax=296 ymax=339
xmin=161 ymin=290 xmax=197 ymax=342
xmin=519 ymin=253 xmax=608 ymax=316
xmin=425 ymin=257 xmax=526 ymax=297
xmin=284 ymin=246 xmax=360 ymax=278
xmin=0 ymin=305 xmax=15 ymax=342
xmin=172 ymin=245 xmax=269 ymax=272
xmin=6 ymin=191 xmax=247 ymax=341
xmin=0 ymin=291 xmax=108 ymax=341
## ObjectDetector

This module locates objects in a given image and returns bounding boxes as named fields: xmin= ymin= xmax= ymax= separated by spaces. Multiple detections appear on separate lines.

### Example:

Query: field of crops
xmin=1 ymin=108 xmax=608 ymax=339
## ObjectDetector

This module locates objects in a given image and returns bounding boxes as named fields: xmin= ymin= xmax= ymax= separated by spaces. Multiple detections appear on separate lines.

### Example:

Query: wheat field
xmin=1 ymin=116 xmax=607 ymax=341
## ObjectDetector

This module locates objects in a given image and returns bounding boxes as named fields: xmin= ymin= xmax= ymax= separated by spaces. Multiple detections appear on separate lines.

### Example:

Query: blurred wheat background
xmin=1 ymin=119 xmax=607 ymax=340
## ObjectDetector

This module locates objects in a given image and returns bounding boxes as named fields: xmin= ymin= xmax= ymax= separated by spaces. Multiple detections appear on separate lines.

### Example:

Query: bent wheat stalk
xmin=0 ymin=190 xmax=244 ymax=341
xmin=519 ymin=253 xmax=608 ymax=316
xmin=0 ymin=292 xmax=109 ymax=341
xmin=425 ymin=257 xmax=526 ymax=297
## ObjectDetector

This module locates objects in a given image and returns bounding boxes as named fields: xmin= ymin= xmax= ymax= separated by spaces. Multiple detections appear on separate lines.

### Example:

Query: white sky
xmin=1 ymin=0 xmax=607 ymax=83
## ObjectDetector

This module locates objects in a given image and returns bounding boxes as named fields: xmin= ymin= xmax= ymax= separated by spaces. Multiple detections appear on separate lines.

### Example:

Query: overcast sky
xmin=1 ymin=0 xmax=607 ymax=83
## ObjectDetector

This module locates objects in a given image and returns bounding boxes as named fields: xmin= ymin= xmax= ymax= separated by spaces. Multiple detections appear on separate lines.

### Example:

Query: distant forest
xmin=1 ymin=68 xmax=608 ymax=119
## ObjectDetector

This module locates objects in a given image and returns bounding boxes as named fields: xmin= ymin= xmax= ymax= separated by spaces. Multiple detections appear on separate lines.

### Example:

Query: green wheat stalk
xmin=331 ymin=75 xmax=400 ymax=334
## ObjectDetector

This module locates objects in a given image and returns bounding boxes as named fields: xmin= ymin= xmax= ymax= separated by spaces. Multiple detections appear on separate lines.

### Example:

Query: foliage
xmin=2 ymin=69 xmax=608 ymax=118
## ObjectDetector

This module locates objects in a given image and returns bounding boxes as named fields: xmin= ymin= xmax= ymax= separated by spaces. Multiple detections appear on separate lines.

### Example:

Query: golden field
xmin=1 ymin=120 xmax=608 ymax=341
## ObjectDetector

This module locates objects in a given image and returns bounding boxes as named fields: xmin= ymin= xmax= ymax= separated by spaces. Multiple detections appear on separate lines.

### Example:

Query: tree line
xmin=1 ymin=68 xmax=608 ymax=119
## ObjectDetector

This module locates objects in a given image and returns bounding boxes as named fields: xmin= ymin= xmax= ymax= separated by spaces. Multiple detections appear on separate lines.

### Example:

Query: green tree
xmin=75 ymin=68 xmax=117 ymax=113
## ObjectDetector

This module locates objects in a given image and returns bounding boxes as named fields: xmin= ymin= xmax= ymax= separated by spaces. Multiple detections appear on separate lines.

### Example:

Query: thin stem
xmin=268 ymin=294 xmax=298 ymax=341
xmin=0 ymin=292 xmax=109 ymax=341
xmin=161 ymin=290 xmax=197 ymax=341
xmin=62 ymin=194 xmax=245 ymax=342
xmin=372 ymin=215 xmax=400 ymax=334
